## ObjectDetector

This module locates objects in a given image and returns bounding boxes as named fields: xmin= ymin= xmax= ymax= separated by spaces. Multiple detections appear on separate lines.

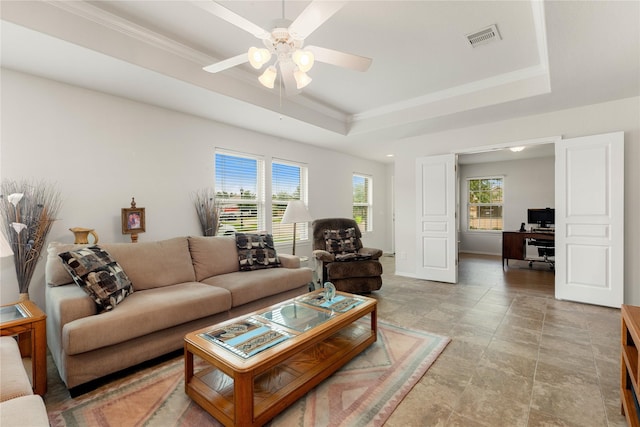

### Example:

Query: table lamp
xmin=281 ymin=200 xmax=312 ymax=255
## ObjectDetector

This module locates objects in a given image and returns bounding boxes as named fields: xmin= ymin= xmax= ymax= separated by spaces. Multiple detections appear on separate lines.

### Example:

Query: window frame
xmin=466 ymin=175 xmax=504 ymax=232
xmin=352 ymin=173 xmax=373 ymax=232
xmin=271 ymin=159 xmax=309 ymax=244
xmin=214 ymin=149 xmax=265 ymax=234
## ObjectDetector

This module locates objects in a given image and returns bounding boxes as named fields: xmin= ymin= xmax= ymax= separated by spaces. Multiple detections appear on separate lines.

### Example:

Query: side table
xmin=0 ymin=299 xmax=47 ymax=395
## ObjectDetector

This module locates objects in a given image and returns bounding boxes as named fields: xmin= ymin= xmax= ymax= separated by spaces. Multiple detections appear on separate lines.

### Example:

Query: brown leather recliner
xmin=311 ymin=218 xmax=383 ymax=294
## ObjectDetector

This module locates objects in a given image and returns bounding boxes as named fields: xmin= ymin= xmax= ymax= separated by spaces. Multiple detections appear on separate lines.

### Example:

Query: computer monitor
xmin=527 ymin=208 xmax=555 ymax=228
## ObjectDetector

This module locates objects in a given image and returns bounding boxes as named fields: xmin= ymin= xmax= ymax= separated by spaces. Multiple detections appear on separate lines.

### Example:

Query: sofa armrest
xmin=0 ymin=395 xmax=49 ymax=427
xmin=313 ymin=250 xmax=335 ymax=263
xmin=47 ymin=284 xmax=97 ymax=327
xmin=0 ymin=337 xmax=33 ymax=402
xmin=359 ymin=247 xmax=383 ymax=260
xmin=46 ymin=283 xmax=97 ymax=373
xmin=278 ymin=253 xmax=300 ymax=269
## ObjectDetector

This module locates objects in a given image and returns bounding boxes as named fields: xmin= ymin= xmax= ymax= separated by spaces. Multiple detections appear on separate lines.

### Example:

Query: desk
xmin=502 ymin=231 xmax=555 ymax=267
xmin=0 ymin=299 xmax=47 ymax=395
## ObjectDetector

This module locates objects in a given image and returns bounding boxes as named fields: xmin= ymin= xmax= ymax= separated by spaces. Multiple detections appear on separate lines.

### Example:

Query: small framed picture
xmin=121 ymin=207 xmax=145 ymax=234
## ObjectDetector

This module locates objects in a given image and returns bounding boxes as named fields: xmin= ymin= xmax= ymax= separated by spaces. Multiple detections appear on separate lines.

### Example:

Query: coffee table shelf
xmin=185 ymin=290 xmax=376 ymax=427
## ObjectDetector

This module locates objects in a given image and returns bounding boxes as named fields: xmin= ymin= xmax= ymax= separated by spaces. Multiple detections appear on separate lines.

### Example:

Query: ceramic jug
xmin=69 ymin=227 xmax=99 ymax=245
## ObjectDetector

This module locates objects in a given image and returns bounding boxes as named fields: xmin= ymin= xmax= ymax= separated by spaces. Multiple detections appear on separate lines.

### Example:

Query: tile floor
xmin=43 ymin=253 xmax=625 ymax=426
xmin=377 ymin=253 xmax=626 ymax=427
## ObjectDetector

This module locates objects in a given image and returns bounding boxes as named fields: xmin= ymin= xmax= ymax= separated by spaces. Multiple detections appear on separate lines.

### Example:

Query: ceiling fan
xmin=194 ymin=1 xmax=372 ymax=94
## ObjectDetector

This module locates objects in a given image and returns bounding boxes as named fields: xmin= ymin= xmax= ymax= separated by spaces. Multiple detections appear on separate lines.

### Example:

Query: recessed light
xmin=510 ymin=146 xmax=525 ymax=152
xmin=386 ymin=154 xmax=394 ymax=157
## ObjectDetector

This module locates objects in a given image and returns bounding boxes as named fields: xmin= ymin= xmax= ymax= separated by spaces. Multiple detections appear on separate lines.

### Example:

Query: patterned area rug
xmin=47 ymin=322 xmax=449 ymax=427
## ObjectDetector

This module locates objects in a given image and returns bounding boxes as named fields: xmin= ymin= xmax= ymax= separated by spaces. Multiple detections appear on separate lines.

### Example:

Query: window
xmin=215 ymin=151 xmax=265 ymax=234
xmin=272 ymin=160 xmax=309 ymax=243
xmin=353 ymin=174 xmax=372 ymax=232
xmin=467 ymin=177 xmax=503 ymax=231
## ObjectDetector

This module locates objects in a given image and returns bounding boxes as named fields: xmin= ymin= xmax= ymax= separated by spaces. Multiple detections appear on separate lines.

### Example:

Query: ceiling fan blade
xmin=288 ymin=1 xmax=346 ymax=40
xmin=203 ymin=53 xmax=248 ymax=73
xmin=306 ymin=45 xmax=372 ymax=72
xmin=192 ymin=1 xmax=270 ymax=39
xmin=279 ymin=61 xmax=300 ymax=96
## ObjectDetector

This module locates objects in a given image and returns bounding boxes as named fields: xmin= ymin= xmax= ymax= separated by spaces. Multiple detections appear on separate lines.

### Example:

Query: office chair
xmin=527 ymin=238 xmax=555 ymax=269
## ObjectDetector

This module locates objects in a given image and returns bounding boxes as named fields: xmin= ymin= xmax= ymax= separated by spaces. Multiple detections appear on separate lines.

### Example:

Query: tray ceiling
xmin=1 ymin=1 xmax=638 ymax=162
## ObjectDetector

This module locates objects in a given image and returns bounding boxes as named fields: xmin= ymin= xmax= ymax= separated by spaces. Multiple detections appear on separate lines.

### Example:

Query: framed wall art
xmin=121 ymin=198 xmax=145 ymax=242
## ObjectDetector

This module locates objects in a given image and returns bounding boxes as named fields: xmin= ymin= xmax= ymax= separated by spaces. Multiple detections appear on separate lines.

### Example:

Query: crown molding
xmin=46 ymin=1 xmax=213 ymax=65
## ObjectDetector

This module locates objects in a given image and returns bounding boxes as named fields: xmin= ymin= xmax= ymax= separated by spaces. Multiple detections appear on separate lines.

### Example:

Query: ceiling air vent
xmin=466 ymin=24 xmax=501 ymax=48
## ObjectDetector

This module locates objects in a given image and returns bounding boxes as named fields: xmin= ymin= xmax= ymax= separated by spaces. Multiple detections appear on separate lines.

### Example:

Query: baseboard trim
xmin=459 ymin=250 xmax=501 ymax=256
xmin=394 ymin=271 xmax=418 ymax=278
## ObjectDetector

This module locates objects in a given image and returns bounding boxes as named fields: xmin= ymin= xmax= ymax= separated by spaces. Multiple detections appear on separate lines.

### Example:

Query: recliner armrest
xmin=312 ymin=250 xmax=335 ymax=263
xmin=359 ymin=247 xmax=383 ymax=260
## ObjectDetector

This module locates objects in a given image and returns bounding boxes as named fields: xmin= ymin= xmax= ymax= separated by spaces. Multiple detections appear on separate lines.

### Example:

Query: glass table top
xmin=0 ymin=304 xmax=27 ymax=324
xmin=259 ymin=302 xmax=334 ymax=332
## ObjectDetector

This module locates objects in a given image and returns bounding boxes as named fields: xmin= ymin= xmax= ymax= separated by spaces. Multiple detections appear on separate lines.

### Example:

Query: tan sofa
xmin=45 ymin=236 xmax=312 ymax=391
xmin=0 ymin=336 xmax=49 ymax=426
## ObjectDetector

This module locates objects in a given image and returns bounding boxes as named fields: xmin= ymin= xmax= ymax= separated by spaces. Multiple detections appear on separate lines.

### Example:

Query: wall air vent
xmin=466 ymin=24 xmax=501 ymax=48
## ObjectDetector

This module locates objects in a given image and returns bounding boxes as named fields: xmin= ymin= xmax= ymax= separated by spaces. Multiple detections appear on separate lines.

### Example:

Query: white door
xmin=416 ymin=154 xmax=458 ymax=283
xmin=555 ymin=131 xmax=624 ymax=307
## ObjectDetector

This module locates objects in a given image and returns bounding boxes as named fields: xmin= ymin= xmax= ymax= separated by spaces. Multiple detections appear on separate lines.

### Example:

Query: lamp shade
xmin=248 ymin=47 xmax=271 ymax=69
xmin=258 ymin=66 xmax=277 ymax=88
xmin=0 ymin=232 xmax=13 ymax=258
xmin=294 ymin=70 xmax=312 ymax=89
xmin=292 ymin=50 xmax=314 ymax=73
xmin=282 ymin=200 xmax=312 ymax=224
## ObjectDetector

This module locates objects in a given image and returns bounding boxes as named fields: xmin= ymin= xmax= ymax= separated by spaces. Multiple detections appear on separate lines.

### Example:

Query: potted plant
xmin=192 ymin=188 xmax=221 ymax=236
xmin=0 ymin=179 xmax=62 ymax=300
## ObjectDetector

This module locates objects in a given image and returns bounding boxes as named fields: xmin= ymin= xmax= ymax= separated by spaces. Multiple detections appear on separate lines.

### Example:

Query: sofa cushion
xmin=100 ymin=237 xmax=195 ymax=291
xmin=201 ymin=267 xmax=312 ymax=307
xmin=47 ymin=237 xmax=196 ymax=291
xmin=47 ymin=242 xmax=88 ymax=286
xmin=324 ymin=227 xmax=357 ymax=254
xmin=188 ymin=236 xmax=239 ymax=281
xmin=235 ymin=233 xmax=281 ymax=271
xmin=58 ymin=246 xmax=134 ymax=312
xmin=62 ymin=282 xmax=232 ymax=355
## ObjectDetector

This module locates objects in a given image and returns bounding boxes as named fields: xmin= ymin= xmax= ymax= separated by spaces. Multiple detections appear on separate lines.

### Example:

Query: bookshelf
xmin=621 ymin=305 xmax=640 ymax=426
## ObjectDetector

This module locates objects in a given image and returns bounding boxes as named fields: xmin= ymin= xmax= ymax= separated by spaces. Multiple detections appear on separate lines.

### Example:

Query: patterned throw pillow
xmin=235 ymin=233 xmax=281 ymax=271
xmin=324 ymin=228 xmax=357 ymax=254
xmin=58 ymin=246 xmax=134 ymax=312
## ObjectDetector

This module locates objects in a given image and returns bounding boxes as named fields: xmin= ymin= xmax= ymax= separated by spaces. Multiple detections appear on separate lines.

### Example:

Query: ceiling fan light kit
xmin=247 ymin=28 xmax=317 ymax=89
xmin=200 ymin=1 xmax=372 ymax=95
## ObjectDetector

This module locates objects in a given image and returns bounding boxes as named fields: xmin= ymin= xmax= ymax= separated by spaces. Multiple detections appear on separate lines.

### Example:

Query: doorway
xmin=457 ymin=142 xmax=556 ymax=266
xmin=415 ymin=132 xmax=624 ymax=308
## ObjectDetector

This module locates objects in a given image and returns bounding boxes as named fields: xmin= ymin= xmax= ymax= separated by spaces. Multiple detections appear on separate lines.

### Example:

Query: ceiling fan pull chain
xmin=279 ymin=71 xmax=283 ymax=109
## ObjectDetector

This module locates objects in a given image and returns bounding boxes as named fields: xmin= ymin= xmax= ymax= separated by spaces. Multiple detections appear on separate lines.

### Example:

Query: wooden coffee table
xmin=184 ymin=289 xmax=377 ymax=427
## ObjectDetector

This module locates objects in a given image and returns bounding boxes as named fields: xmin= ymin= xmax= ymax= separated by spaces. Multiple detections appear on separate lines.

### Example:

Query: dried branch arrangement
xmin=0 ymin=179 xmax=62 ymax=294
xmin=192 ymin=188 xmax=220 ymax=236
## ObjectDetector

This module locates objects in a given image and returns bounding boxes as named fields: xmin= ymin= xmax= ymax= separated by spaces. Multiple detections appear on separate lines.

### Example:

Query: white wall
xmin=0 ymin=69 xmax=390 ymax=309
xmin=394 ymin=96 xmax=640 ymax=305
xmin=459 ymin=156 xmax=555 ymax=255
